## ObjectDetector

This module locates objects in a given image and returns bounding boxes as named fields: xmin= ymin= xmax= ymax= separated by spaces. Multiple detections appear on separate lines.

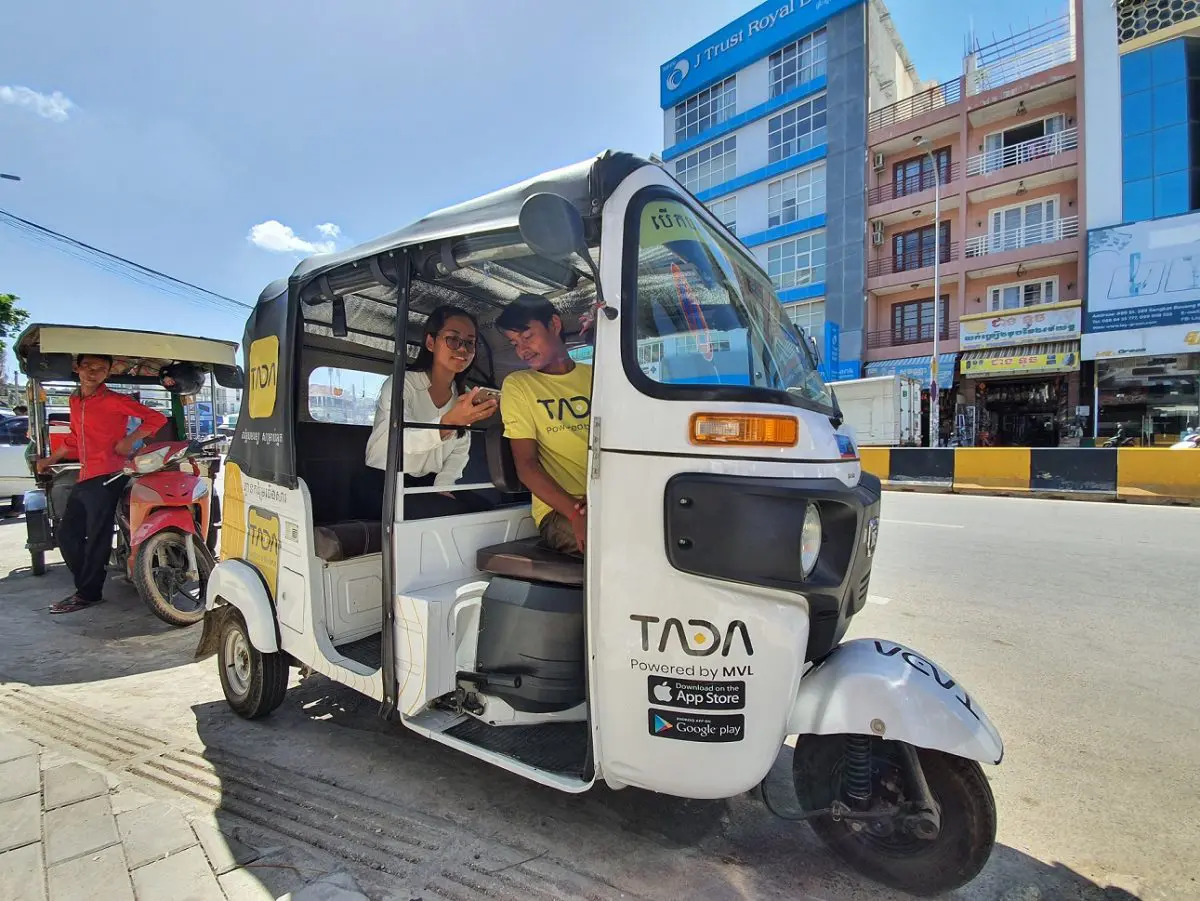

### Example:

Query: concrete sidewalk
xmin=0 ymin=729 xmax=367 ymax=901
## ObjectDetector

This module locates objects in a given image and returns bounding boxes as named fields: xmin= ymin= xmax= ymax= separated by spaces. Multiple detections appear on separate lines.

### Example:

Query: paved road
xmin=0 ymin=493 xmax=1196 ymax=900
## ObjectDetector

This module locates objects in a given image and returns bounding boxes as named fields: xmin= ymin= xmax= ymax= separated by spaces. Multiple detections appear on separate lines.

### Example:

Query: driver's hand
xmin=569 ymin=502 xmax=587 ymax=553
xmin=35 ymin=458 xmax=53 ymax=474
xmin=114 ymin=436 xmax=137 ymax=457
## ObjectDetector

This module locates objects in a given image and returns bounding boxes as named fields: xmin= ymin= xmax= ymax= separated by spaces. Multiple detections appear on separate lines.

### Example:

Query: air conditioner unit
xmin=872 ymin=152 xmax=886 ymax=171
xmin=871 ymin=220 xmax=884 ymax=246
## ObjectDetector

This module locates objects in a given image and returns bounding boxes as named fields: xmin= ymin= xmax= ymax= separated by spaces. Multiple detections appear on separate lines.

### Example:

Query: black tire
xmin=217 ymin=611 xmax=288 ymax=719
xmin=793 ymin=735 xmax=996 ymax=897
xmin=131 ymin=529 xmax=212 ymax=627
xmin=30 ymin=551 xmax=45 ymax=577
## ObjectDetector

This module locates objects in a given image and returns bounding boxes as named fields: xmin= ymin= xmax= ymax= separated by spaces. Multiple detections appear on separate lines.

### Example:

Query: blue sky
xmin=1 ymin=0 xmax=1064 ymax=376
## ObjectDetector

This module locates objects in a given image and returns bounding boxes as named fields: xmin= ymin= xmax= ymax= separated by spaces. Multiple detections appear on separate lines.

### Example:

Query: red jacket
xmin=64 ymin=385 xmax=170 ymax=481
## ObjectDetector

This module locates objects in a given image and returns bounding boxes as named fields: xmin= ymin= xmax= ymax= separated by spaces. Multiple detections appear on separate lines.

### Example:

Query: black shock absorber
xmin=843 ymin=736 xmax=874 ymax=809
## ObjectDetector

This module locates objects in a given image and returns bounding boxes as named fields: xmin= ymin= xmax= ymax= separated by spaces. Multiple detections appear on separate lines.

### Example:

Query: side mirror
xmin=519 ymin=193 xmax=587 ymax=262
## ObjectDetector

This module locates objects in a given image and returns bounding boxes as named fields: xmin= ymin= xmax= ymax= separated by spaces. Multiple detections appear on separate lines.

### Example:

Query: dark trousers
xmin=58 ymin=474 xmax=127 ymax=602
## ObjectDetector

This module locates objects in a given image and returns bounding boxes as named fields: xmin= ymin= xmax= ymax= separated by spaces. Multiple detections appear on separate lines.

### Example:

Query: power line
xmin=0 ymin=207 xmax=252 ymax=314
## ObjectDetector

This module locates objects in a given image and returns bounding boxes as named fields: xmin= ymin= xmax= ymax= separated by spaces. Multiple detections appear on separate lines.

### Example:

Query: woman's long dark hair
xmin=408 ymin=304 xmax=480 ymax=394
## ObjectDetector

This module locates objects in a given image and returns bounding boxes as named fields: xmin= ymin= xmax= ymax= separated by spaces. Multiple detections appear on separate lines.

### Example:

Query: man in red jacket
xmin=37 ymin=353 xmax=169 ymax=613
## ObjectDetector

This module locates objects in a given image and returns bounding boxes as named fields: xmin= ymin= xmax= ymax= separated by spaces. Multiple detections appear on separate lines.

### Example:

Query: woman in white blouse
xmin=364 ymin=305 xmax=498 ymax=518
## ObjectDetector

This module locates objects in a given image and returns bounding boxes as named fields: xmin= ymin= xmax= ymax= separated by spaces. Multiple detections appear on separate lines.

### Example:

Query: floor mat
xmin=445 ymin=718 xmax=590 ymax=777
xmin=336 ymin=632 xmax=382 ymax=670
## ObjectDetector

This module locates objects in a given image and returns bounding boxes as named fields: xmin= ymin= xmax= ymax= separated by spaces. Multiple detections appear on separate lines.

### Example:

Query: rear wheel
xmin=217 ymin=612 xmax=288 ymax=719
xmin=131 ymin=529 xmax=212 ymax=627
xmin=792 ymin=734 xmax=996 ymax=897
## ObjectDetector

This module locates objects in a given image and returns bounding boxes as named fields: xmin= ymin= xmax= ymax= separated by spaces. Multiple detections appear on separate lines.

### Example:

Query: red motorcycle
xmin=107 ymin=437 xmax=222 ymax=626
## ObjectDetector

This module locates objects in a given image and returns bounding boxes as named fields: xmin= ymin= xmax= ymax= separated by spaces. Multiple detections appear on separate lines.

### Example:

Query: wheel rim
xmin=149 ymin=534 xmax=205 ymax=613
xmin=223 ymin=628 xmax=252 ymax=699
xmin=832 ymin=748 xmax=933 ymax=856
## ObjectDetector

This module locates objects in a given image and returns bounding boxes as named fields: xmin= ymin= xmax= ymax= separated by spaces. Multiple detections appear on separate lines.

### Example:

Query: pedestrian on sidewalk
xmin=36 ymin=353 xmax=168 ymax=613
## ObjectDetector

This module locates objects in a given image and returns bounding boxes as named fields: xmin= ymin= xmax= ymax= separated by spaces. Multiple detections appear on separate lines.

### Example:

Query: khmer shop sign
xmin=959 ymin=300 xmax=1082 ymax=350
xmin=961 ymin=347 xmax=1080 ymax=377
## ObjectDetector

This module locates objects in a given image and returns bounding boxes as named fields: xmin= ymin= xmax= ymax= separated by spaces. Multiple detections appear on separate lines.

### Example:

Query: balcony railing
xmin=866 ymin=320 xmax=960 ymax=350
xmin=867 ymin=243 xmax=960 ymax=279
xmin=966 ymin=128 xmax=1078 ymax=177
xmin=868 ymin=79 xmax=963 ymax=132
xmin=964 ymin=215 xmax=1079 ymax=258
xmin=968 ymin=16 xmax=1076 ymax=96
xmin=868 ymin=162 xmax=962 ymax=206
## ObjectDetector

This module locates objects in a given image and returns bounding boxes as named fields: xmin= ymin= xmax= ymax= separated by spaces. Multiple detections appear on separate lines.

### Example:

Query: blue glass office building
xmin=657 ymin=0 xmax=919 ymax=382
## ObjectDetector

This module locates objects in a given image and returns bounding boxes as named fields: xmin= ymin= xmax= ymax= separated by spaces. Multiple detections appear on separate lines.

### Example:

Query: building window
xmin=988 ymin=278 xmax=1058 ymax=311
xmin=705 ymin=196 xmax=736 ymax=234
xmin=675 ymin=136 xmax=737 ymax=195
xmin=767 ymin=163 xmax=827 ymax=228
xmin=892 ymin=222 xmax=951 ymax=271
xmin=987 ymin=197 xmax=1060 ymax=251
xmin=976 ymin=115 xmax=1070 ymax=175
xmin=766 ymin=230 xmax=826 ymax=290
xmin=767 ymin=95 xmax=827 ymax=163
xmin=893 ymin=149 xmax=952 ymax=197
xmin=673 ymin=76 xmax=737 ymax=144
xmin=785 ymin=299 xmax=825 ymax=336
xmin=890 ymin=297 xmax=950 ymax=345
xmin=769 ymin=28 xmax=828 ymax=97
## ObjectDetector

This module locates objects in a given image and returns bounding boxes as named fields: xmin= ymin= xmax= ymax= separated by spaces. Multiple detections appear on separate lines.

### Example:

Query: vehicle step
xmin=444 ymin=718 xmax=590 ymax=778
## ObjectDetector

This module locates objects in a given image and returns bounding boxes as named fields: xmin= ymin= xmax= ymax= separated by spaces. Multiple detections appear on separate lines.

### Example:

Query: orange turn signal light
xmin=690 ymin=413 xmax=799 ymax=447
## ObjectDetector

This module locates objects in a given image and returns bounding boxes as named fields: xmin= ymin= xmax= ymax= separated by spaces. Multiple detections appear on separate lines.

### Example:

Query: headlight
xmin=800 ymin=503 xmax=822 ymax=577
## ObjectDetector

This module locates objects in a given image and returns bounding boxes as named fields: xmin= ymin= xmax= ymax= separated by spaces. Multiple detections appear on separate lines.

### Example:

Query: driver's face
xmin=74 ymin=356 xmax=112 ymax=391
xmin=503 ymin=318 xmax=562 ymax=372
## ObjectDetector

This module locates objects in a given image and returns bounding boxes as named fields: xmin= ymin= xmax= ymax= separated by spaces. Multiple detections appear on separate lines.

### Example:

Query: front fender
xmin=204 ymin=559 xmax=278 ymax=653
xmin=130 ymin=507 xmax=196 ymax=548
xmin=788 ymin=638 xmax=1004 ymax=765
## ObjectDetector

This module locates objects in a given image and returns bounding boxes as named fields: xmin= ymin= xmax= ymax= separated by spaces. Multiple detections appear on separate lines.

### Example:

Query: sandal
xmin=49 ymin=595 xmax=101 ymax=614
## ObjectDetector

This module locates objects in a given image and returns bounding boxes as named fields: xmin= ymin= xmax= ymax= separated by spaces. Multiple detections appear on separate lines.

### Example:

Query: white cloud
xmin=0 ymin=85 xmax=75 ymax=122
xmin=247 ymin=220 xmax=340 ymax=255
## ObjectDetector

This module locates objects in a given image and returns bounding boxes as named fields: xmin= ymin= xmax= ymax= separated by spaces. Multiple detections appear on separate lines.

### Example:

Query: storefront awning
xmin=864 ymin=353 xmax=957 ymax=390
xmin=960 ymin=341 xmax=1080 ymax=378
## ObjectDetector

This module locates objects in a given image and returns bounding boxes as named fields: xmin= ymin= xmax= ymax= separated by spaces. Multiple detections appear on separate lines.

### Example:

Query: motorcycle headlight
xmin=800 ymin=503 xmax=822 ymax=578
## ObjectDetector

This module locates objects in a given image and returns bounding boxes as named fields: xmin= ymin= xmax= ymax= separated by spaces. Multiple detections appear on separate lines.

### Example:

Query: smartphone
xmin=473 ymin=387 xmax=502 ymax=405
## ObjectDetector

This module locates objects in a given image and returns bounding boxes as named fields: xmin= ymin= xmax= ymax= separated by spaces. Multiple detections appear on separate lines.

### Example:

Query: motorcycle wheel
xmin=131 ymin=529 xmax=212 ymax=627
xmin=792 ymin=734 xmax=996 ymax=897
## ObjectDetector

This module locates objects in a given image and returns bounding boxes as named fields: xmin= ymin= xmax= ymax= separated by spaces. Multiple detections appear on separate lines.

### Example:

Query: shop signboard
xmin=1084 ymin=212 xmax=1200 ymax=359
xmin=960 ymin=300 xmax=1082 ymax=350
xmin=961 ymin=347 xmax=1080 ymax=377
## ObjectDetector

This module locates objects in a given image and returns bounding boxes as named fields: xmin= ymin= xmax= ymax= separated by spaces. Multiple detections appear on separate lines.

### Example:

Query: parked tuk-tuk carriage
xmin=200 ymin=151 xmax=1003 ymax=895
xmin=17 ymin=324 xmax=242 ymax=626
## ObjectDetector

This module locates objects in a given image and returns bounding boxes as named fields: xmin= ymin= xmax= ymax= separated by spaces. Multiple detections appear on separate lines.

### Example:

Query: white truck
xmin=0 ymin=433 xmax=34 ymax=512
xmin=828 ymin=374 xmax=922 ymax=447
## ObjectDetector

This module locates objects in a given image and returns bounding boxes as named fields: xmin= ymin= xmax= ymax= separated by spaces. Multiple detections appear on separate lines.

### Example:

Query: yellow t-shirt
xmin=500 ymin=363 xmax=592 ymax=526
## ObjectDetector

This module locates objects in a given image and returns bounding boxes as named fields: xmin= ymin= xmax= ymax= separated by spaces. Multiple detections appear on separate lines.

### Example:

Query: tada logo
xmin=665 ymin=58 xmax=690 ymax=91
xmin=631 ymin=615 xmax=754 ymax=657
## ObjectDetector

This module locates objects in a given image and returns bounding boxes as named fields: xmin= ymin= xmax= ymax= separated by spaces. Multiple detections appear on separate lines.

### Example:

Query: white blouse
xmin=365 ymin=371 xmax=471 ymax=487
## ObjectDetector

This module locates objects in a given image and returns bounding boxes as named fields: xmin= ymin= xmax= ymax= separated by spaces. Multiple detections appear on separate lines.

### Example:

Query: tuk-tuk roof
xmin=15 ymin=324 xmax=242 ymax=388
xmin=16 ymin=324 xmax=239 ymax=368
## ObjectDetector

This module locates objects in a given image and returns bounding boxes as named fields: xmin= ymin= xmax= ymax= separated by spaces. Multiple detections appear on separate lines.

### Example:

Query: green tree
xmin=0 ymin=292 xmax=29 ymax=362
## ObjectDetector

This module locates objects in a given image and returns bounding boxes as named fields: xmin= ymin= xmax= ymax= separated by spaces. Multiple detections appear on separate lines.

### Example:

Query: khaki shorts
xmin=539 ymin=511 xmax=583 ymax=557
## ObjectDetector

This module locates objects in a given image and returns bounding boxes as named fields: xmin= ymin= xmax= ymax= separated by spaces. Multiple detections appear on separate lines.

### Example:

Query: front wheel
xmin=217 ymin=612 xmax=288 ymax=719
xmin=131 ymin=529 xmax=212 ymax=627
xmin=792 ymin=734 xmax=996 ymax=897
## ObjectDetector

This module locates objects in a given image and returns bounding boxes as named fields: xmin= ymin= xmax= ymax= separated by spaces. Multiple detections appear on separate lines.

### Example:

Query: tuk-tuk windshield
xmin=627 ymin=192 xmax=833 ymax=411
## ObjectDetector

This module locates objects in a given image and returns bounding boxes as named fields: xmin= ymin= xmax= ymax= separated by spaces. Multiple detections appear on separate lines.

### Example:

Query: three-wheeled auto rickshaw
xmin=199 ymin=152 xmax=1003 ymax=896
xmin=18 ymin=324 xmax=243 ymax=626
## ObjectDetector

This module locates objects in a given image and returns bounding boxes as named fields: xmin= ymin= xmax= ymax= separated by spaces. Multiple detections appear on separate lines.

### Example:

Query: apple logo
xmin=653 ymin=682 xmax=673 ymax=703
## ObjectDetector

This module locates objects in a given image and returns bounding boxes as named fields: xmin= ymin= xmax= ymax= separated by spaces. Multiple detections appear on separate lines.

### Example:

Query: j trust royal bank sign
xmin=659 ymin=0 xmax=862 ymax=107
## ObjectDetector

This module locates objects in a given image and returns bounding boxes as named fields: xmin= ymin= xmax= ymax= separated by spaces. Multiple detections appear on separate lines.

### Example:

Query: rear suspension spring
xmin=843 ymin=735 xmax=874 ymax=807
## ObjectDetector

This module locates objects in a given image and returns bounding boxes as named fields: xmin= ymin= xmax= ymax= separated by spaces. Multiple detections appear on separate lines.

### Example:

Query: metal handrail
xmin=868 ymin=79 xmax=963 ymax=132
xmin=867 ymin=243 xmax=960 ymax=278
xmin=964 ymin=216 xmax=1079 ymax=257
xmin=866 ymin=320 xmax=960 ymax=349
xmin=868 ymin=162 xmax=961 ymax=206
xmin=966 ymin=128 xmax=1077 ymax=177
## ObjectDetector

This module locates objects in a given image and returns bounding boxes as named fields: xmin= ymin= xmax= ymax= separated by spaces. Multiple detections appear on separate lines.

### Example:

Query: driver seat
xmin=475 ymin=426 xmax=584 ymax=588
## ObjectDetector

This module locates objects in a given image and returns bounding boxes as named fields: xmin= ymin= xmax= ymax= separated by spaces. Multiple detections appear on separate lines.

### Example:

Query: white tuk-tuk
xmin=200 ymin=152 xmax=1003 ymax=896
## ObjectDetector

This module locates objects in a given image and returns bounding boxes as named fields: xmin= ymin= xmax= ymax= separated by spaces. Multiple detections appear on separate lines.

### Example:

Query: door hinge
xmin=590 ymin=416 xmax=601 ymax=479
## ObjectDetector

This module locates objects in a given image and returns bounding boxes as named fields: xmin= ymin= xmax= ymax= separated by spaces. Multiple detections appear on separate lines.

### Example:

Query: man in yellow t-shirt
xmin=497 ymin=295 xmax=592 ymax=556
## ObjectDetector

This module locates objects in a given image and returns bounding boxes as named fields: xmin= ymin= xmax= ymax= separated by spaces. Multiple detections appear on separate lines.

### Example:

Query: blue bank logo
xmin=665 ymin=58 xmax=690 ymax=92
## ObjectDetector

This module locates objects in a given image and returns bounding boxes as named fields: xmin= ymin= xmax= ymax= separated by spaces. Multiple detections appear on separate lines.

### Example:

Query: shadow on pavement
xmin=0 ymin=549 xmax=202 ymax=686
xmin=189 ymin=673 xmax=1151 ymax=901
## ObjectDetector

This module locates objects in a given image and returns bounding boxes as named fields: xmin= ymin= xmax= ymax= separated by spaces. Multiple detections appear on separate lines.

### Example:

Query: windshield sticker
xmin=648 ymin=676 xmax=745 ymax=710
xmin=648 ymin=709 xmax=745 ymax=743
xmin=248 ymin=336 xmax=279 ymax=420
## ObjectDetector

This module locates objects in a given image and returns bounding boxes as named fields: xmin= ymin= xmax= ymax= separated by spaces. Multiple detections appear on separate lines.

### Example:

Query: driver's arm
xmin=114 ymin=394 xmax=169 ymax=443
